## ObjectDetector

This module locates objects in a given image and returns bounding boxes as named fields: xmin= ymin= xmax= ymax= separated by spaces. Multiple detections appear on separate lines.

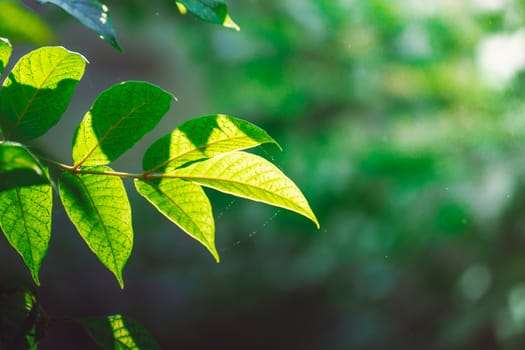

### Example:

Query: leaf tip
xmin=117 ymin=275 xmax=125 ymax=289
xmin=209 ymin=246 xmax=220 ymax=263
xmin=31 ymin=273 xmax=41 ymax=287
xmin=176 ymin=2 xmax=187 ymax=15
xmin=223 ymin=15 xmax=240 ymax=31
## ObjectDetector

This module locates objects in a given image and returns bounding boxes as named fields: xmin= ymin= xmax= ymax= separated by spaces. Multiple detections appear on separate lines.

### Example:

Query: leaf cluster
xmin=4 ymin=0 xmax=239 ymax=50
xmin=0 ymin=38 xmax=318 ymax=290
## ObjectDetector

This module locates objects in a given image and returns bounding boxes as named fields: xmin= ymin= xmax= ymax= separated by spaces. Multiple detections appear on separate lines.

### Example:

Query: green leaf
xmin=173 ymin=151 xmax=320 ymax=228
xmin=78 ymin=314 xmax=160 ymax=350
xmin=0 ymin=281 xmax=45 ymax=349
xmin=0 ymin=38 xmax=12 ymax=76
xmin=58 ymin=167 xmax=133 ymax=288
xmin=135 ymin=178 xmax=218 ymax=261
xmin=72 ymin=82 xmax=174 ymax=167
xmin=0 ymin=182 xmax=52 ymax=285
xmin=0 ymin=1 xmax=54 ymax=46
xmin=143 ymin=114 xmax=279 ymax=173
xmin=0 ymin=46 xmax=87 ymax=139
xmin=36 ymin=0 xmax=121 ymax=51
xmin=175 ymin=0 xmax=240 ymax=31
xmin=0 ymin=142 xmax=49 ymax=191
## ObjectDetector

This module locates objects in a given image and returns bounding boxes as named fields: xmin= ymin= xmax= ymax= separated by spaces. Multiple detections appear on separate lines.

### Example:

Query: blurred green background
xmin=5 ymin=0 xmax=525 ymax=348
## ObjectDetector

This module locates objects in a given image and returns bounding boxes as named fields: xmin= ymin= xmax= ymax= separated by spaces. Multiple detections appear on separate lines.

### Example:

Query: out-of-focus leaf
xmin=0 ymin=46 xmax=87 ymax=139
xmin=72 ymin=82 xmax=174 ymax=167
xmin=0 ymin=1 xmax=54 ymax=45
xmin=0 ymin=182 xmax=52 ymax=285
xmin=175 ymin=0 xmax=239 ymax=31
xmin=78 ymin=314 xmax=160 ymax=350
xmin=36 ymin=0 xmax=122 ymax=51
xmin=142 ymin=114 xmax=279 ymax=173
xmin=173 ymin=151 xmax=320 ymax=228
xmin=0 ymin=37 xmax=12 ymax=76
xmin=58 ymin=167 xmax=133 ymax=288
xmin=135 ymin=178 xmax=218 ymax=261
xmin=0 ymin=280 xmax=45 ymax=349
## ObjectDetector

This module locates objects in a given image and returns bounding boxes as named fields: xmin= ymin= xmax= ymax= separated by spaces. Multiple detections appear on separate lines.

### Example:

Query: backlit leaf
xmin=36 ymin=0 xmax=121 ymax=51
xmin=78 ymin=314 xmax=160 ymax=350
xmin=0 ymin=1 xmax=54 ymax=46
xmin=0 ymin=46 xmax=87 ymax=139
xmin=73 ymin=82 xmax=174 ymax=167
xmin=0 ymin=142 xmax=49 ymax=191
xmin=173 ymin=151 xmax=320 ymax=228
xmin=143 ymin=114 xmax=279 ymax=173
xmin=58 ymin=167 xmax=133 ymax=288
xmin=135 ymin=178 xmax=218 ymax=261
xmin=0 ymin=182 xmax=52 ymax=285
xmin=175 ymin=0 xmax=240 ymax=31
xmin=0 ymin=37 xmax=11 ymax=76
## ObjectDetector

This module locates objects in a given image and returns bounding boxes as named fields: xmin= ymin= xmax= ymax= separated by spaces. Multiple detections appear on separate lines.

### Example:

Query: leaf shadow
xmin=0 ymin=75 xmax=81 ymax=140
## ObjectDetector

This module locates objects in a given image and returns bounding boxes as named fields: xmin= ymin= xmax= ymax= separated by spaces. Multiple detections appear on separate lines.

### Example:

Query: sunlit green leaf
xmin=0 ymin=46 xmax=87 ymax=139
xmin=0 ymin=142 xmax=49 ymax=191
xmin=0 ymin=37 xmax=12 ymax=76
xmin=78 ymin=314 xmax=160 ymax=350
xmin=36 ymin=0 xmax=121 ymax=51
xmin=135 ymin=178 xmax=218 ymax=261
xmin=143 ymin=114 xmax=278 ymax=173
xmin=72 ymin=82 xmax=174 ymax=167
xmin=175 ymin=0 xmax=239 ymax=31
xmin=58 ymin=167 xmax=133 ymax=288
xmin=173 ymin=151 xmax=320 ymax=228
xmin=0 ymin=1 xmax=54 ymax=46
xmin=0 ymin=182 xmax=52 ymax=285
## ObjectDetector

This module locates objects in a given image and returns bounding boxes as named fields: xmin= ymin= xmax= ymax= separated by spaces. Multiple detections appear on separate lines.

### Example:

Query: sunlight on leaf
xmin=175 ymin=0 xmax=240 ymax=31
xmin=135 ymin=178 xmax=218 ymax=262
xmin=143 ymin=114 xmax=279 ymax=173
xmin=173 ymin=151 xmax=320 ymax=228
xmin=0 ymin=46 xmax=87 ymax=139
xmin=78 ymin=314 xmax=160 ymax=350
xmin=58 ymin=167 xmax=133 ymax=288
xmin=73 ymin=82 xmax=174 ymax=167
xmin=0 ymin=182 xmax=52 ymax=285
xmin=0 ymin=38 xmax=12 ymax=76
xmin=36 ymin=0 xmax=121 ymax=51
xmin=0 ymin=1 xmax=54 ymax=46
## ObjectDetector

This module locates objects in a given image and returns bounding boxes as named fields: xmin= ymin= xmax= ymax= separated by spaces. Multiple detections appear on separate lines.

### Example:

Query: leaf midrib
xmin=172 ymin=174 xmax=302 ymax=209
xmin=75 ymin=93 xmax=164 ymax=168
xmin=75 ymin=174 xmax=119 ymax=275
xmin=15 ymin=187 xmax=36 ymax=273
xmin=142 ymin=179 xmax=210 ymax=245
xmin=15 ymin=52 xmax=71 ymax=128
xmin=147 ymin=134 xmax=271 ymax=174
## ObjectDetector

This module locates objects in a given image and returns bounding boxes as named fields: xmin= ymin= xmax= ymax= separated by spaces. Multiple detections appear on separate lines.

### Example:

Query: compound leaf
xmin=0 ymin=142 xmax=49 ymax=191
xmin=0 ymin=182 xmax=52 ymax=285
xmin=0 ymin=1 xmax=54 ymax=46
xmin=78 ymin=314 xmax=160 ymax=350
xmin=173 ymin=151 xmax=320 ymax=228
xmin=0 ymin=37 xmax=12 ymax=76
xmin=58 ymin=166 xmax=132 ymax=288
xmin=143 ymin=114 xmax=279 ymax=173
xmin=0 ymin=46 xmax=87 ymax=139
xmin=175 ymin=0 xmax=239 ymax=31
xmin=36 ymin=0 xmax=121 ymax=51
xmin=73 ymin=82 xmax=174 ymax=167
xmin=135 ymin=178 xmax=217 ymax=261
